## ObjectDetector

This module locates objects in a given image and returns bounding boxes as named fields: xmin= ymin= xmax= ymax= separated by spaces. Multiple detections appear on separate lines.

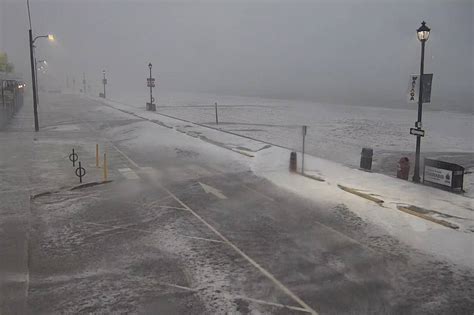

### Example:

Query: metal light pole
xmin=146 ymin=63 xmax=156 ymax=111
xmin=102 ymin=70 xmax=107 ymax=98
xmin=27 ymin=0 xmax=55 ymax=132
xmin=413 ymin=21 xmax=431 ymax=183
xmin=149 ymin=63 xmax=153 ymax=105
xmin=28 ymin=30 xmax=39 ymax=131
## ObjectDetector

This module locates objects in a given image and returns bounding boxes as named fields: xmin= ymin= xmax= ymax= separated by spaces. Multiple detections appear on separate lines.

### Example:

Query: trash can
xmin=290 ymin=151 xmax=297 ymax=172
xmin=397 ymin=157 xmax=410 ymax=180
xmin=360 ymin=148 xmax=373 ymax=171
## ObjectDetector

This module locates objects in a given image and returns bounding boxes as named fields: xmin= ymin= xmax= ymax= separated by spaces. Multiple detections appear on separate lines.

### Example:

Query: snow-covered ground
xmin=91 ymin=95 xmax=473 ymax=269
xmin=112 ymin=90 xmax=473 ymax=167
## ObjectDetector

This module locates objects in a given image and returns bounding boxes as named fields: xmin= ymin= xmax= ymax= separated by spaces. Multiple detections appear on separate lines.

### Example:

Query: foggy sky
xmin=1 ymin=0 xmax=472 ymax=112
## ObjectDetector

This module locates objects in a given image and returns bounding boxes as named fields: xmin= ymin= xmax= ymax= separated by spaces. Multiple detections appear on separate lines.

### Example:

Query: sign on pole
xmin=407 ymin=74 xmax=419 ymax=103
xmin=410 ymin=128 xmax=425 ymax=137
xmin=407 ymin=74 xmax=433 ymax=103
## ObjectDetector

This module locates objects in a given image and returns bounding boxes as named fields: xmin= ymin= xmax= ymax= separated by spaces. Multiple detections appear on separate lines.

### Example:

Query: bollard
xmin=360 ymin=148 xmax=373 ymax=171
xmin=290 ymin=151 xmax=297 ymax=172
xmin=75 ymin=161 xmax=86 ymax=183
xmin=103 ymin=152 xmax=108 ymax=181
xmin=96 ymin=144 xmax=99 ymax=168
xmin=69 ymin=148 xmax=78 ymax=167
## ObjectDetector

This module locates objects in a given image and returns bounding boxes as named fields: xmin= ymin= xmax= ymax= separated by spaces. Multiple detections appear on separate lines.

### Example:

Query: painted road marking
xmin=181 ymin=235 xmax=225 ymax=243
xmin=111 ymin=143 xmax=140 ymax=169
xmin=160 ymin=185 xmax=318 ymax=315
xmin=118 ymin=167 xmax=140 ymax=180
xmin=87 ymin=119 xmax=318 ymax=314
xmin=242 ymin=185 xmax=276 ymax=202
xmin=198 ymin=182 xmax=228 ymax=200
xmin=82 ymin=221 xmax=223 ymax=245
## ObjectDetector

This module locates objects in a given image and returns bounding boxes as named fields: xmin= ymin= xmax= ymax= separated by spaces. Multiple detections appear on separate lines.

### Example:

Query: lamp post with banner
xmin=146 ymin=63 xmax=156 ymax=111
xmin=412 ymin=21 xmax=431 ymax=183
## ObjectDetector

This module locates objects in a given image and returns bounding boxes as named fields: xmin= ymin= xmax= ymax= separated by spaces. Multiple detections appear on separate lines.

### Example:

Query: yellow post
xmin=96 ymin=144 xmax=99 ymax=167
xmin=103 ymin=152 xmax=108 ymax=181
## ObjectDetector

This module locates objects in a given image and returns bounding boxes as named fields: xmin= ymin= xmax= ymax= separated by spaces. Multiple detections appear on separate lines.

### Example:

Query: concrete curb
xmin=301 ymin=173 xmax=325 ymax=182
xmin=396 ymin=205 xmax=460 ymax=230
xmin=337 ymin=184 xmax=385 ymax=206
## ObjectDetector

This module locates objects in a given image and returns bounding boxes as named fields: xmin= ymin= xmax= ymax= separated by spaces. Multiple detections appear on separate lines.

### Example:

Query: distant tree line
xmin=0 ymin=52 xmax=14 ymax=73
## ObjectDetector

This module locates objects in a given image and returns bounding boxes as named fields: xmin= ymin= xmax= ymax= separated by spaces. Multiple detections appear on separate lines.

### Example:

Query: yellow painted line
xmin=337 ymin=184 xmax=384 ymax=206
xmin=301 ymin=173 xmax=325 ymax=182
xmin=160 ymin=185 xmax=318 ymax=315
xmin=230 ymin=148 xmax=255 ymax=157
xmin=396 ymin=206 xmax=459 ymax=230
xmin=110 ymin=143 xmax=139 ymax=169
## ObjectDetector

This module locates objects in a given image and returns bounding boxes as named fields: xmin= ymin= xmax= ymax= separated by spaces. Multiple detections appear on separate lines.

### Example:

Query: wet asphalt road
xmin=4 ymin=94 xmax=473 ymax=314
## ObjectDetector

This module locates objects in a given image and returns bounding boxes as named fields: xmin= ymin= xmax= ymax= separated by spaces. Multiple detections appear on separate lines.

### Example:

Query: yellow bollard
xmin=96 ymin=144 xmax=99 ymax=167
xmin=103 ymin=152 xmax=108 ymax=181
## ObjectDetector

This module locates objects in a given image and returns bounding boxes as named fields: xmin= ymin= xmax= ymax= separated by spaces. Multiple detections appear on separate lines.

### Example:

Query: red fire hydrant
xmin=397 ymin=157 xmax=410 ymax=180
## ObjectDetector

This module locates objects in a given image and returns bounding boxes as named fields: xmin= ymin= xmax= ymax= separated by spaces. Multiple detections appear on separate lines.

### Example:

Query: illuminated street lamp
xmin=28 ymin=32 xmax=55 ymax=131
xmin=412 ymin=21 xmax=431 ymax=183
xmin=27 ymin=0 xmax=55 ymax=131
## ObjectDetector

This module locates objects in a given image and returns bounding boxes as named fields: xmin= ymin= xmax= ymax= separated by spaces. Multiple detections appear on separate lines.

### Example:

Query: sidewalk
xmin=0 ymin=94 xmax=125 ymax=314
xmin=92 ymin=95 xmax=473 ymax=267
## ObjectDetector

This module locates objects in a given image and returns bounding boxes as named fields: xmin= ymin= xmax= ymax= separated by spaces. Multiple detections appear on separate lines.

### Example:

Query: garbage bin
xmin=290 ymin=151 xmax=297 ymax=172
xmin=397 ymin=157 xmax=410 ymax=180
xmin=360 ymin=148 xmax=373 ymax=171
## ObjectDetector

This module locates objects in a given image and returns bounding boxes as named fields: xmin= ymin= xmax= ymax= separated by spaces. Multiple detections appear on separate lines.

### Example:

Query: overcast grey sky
xmin=1 ymin=0 xmax=472 ymax=112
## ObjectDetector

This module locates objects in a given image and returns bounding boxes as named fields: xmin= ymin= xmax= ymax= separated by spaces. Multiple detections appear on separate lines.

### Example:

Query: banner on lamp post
xmin=407 ymin=74 xmax=433 ymax=103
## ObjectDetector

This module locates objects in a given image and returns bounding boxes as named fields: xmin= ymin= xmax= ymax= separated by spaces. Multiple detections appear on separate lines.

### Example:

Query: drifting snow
xmin=89 ymin=95 xmax=473 ymax=269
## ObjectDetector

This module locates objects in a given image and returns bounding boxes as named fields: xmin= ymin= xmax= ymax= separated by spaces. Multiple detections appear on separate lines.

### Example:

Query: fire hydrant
xmin=397 ymin=157 xmax=410 ymax=180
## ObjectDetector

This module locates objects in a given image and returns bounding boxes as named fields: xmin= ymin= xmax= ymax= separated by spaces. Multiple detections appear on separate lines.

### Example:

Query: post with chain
xmin=69 ymin=148 xmax=78 ymax=167
xmin=75 ymin=161 xmax=86 ymax=183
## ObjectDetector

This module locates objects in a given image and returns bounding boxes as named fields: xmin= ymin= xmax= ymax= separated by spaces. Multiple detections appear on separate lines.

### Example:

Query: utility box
xmin=360 ymin=148 xmax=373 ymax=171
xmin=423 ymin=158 xmax=464 ymax=192
xmin=289 ymin=152 xmax=297 ymax=172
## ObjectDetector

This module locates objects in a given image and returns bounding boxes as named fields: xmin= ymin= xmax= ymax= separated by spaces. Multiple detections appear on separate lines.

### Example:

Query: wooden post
xmin=96 ymin=144 xmax=99 ymax=167
xmin=215 ymin=102 xmax=219 ymax=125
xmin=103 ymin=152 xmax=108 ymax=181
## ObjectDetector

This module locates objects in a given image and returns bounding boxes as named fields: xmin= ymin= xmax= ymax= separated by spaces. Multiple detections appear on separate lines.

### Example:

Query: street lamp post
xmin=412 ymin=21 xmax=431 ymax=183
xmin=102 ymin=70 xmax=107 ymax=98
xmin=146 ymin=63 xmax=156 ymax=111
xmin=28 ymin=32 xmax=54 ymax=132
